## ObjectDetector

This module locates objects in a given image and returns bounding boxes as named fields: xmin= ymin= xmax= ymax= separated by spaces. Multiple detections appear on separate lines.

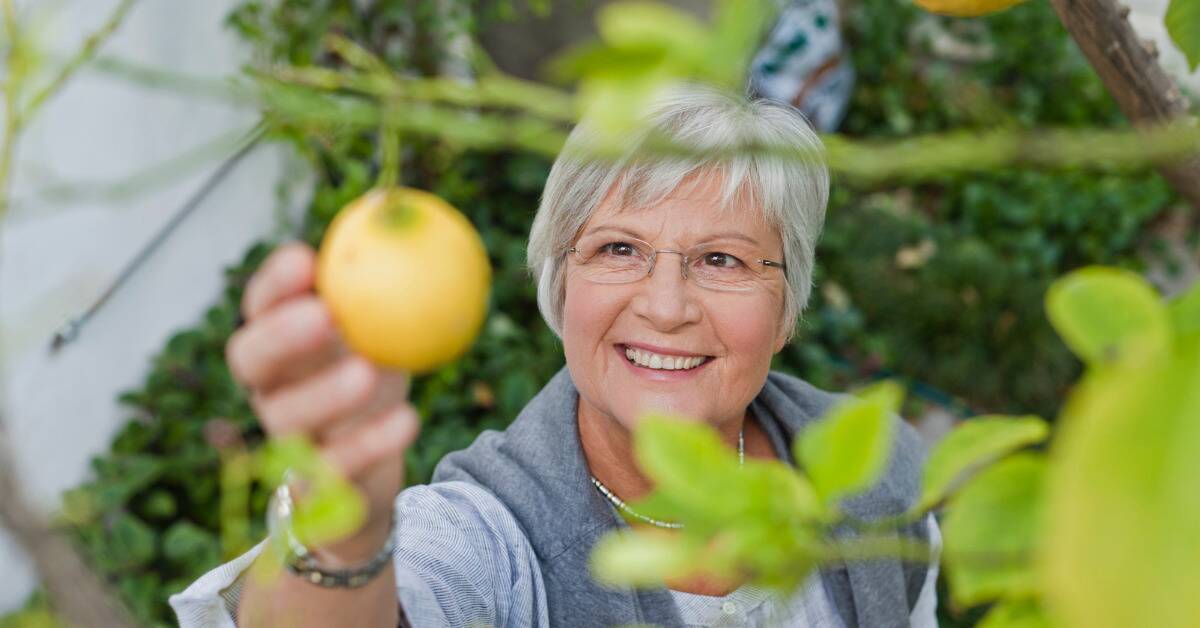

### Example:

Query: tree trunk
xmin=1050 ymin=0 xmax=1200 ymax=209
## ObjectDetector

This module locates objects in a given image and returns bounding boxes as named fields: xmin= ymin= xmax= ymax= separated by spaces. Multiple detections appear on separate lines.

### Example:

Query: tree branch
xmin=0 ymin=426 xmax=137 ymax=627
xmin=1050 ymin=0 xmax=1200 ymax=209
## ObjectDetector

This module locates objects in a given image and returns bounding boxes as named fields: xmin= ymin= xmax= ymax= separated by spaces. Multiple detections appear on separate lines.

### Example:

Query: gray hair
xmin=526 ymin=84 xmax=829 ymax=343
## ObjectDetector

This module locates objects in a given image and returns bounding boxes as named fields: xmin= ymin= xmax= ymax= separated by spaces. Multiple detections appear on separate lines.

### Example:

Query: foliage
xmin=597 ymin=268 xmax=1199 ymax=628
xmin=796 ymin=0 xmax=1176 ymax=419
xmin=1166 ymin=0 xmax=1200 ymax=71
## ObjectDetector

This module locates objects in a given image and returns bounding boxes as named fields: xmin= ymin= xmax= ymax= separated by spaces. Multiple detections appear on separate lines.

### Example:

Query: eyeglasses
xmin=566 ymin=234 xmax=786 ymax=293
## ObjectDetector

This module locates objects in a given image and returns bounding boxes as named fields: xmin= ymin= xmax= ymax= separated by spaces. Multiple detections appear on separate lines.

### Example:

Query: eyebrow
xmin=581 ymin=225 xmax=762 ymax=247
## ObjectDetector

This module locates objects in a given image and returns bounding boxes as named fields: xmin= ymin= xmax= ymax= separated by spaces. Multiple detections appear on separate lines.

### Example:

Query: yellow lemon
xmin=913 ymin=0 xmax=1026 ymax=17
xmin=316 ymin=187 xmax=491 ymax=373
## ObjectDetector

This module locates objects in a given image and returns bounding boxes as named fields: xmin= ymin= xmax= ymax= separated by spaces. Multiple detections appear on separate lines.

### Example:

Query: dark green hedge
xmin=6 ymin=1 xmax=1179 ymax=626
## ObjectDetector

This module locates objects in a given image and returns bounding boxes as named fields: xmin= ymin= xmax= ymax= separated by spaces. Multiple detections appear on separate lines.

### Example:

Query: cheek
xmin=561 ymin=277 xmax=623 ymax=359
xmin=712 ymin=294 xmax=784 ymax=363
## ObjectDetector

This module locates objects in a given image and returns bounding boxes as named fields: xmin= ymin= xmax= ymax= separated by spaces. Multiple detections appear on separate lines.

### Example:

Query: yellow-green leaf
xmin=796 ymin=380 xmax=903 ymax=505
xmin=634 ymin=413 xmax=742 ymax=517
xmin=943 ymin=453 xmax=1046 ymax=607
xmin=1168 ymin=278 xmax=1200 ymax=339
xmin=597 ymin=2 xmax=708 ymax=59
xmin=917 ymin=415 xmax=1049 ymax=512
xmin=590 ymin=529 xmax=701 ymax=587
xmin=1166 ymin=0 xmax=1200 ymax=71
xmin=978 ymin=598 xmax=1055 ymax=628
xmin=1045 ymin=266 xmax=1169 ymax=365
xmin=1042 ymin=338 xmax=1200 ymax=628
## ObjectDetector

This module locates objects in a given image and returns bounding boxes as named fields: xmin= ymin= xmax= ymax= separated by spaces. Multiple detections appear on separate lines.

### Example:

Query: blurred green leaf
xmin=590 ymin=529 xmax=702 ymax=587
xmin=796 ymin=381 xmax=903 ymax=506
xmin=1042 ymin=331 xmax=1200 ymax=628
xmin=1166 ymin=0 xmax=1200 ymax=71
xmin=1045 ymin=267 xmax=1169 ymax=365
xmin=978 ymin=597 xmax=1054 ymax=628
xmin=162 ymin=521 xmax=220 ymax=569
xmin=597 ymin=2 xmax=708 ymax=58
xmin=943 ymin=453 xmax=1046 ymax=607
xmin=1168 ymin=279 xmax=1200 ymax=339
xmin=633 ymin=414 xmax=742 ymax=518
xmin=917 ymin=415 xmax=1049 ymax=511
xmin=108 ymin=511 xmax=158 ymax=571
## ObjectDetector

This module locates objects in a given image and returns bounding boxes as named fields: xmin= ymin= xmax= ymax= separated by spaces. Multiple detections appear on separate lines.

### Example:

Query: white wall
xmin=0 ymin=0 xmax=305 ymax=613
xmin=1125 ymin=0 xmax=1200 ymax=97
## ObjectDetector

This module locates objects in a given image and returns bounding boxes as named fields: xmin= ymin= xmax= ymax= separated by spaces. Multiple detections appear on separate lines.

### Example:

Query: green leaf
xmin=590 ymin=529 xmax=702 ymax=587
xmin=917 ymin=415 xmax=1050 ymax=511
xmin=978 ymin=598 xmax=1054 ymax=628
xmin=1045 ymin=266 xmax=1169 ymax=365
xmin=107 ymin=511 xmax=159 ymax=571
xmin=633 ymin=414 xmax=743 ymax=518
xmin=706 ymin=0 xmax=773 ymax=86
xmin=943 ymin=453 xmax=1046 ymax=607
xmin=596 ymin=2 xmax=708 ymax=59
xmin=162 ymin=521 xmax=220 ymax=569
xmin=1166 ymin=0 xmax=1200 ymax=71
xmin=1042 ymin=333 xmax=1200 ymax=628
xmin=795 ymin=380 xmax=903 ymax=506
xmin=1168 ymin=279 xmax=1200 ymax=339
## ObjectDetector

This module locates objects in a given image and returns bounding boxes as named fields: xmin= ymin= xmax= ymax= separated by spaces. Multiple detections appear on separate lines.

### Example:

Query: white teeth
xmin=623 ymin=347 xmax=706 ymax=371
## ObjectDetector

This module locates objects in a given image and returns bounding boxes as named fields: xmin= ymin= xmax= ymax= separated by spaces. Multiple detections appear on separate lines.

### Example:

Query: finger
xmin=254 ymin=356 xmax=379 ymax=438
xmin=322 ymin=403 xmax=421 ymax=479
xmin=242 ymin=241 xmax=316 ymax=322
xmin=226 ymin=296 xmax=337 ymax=392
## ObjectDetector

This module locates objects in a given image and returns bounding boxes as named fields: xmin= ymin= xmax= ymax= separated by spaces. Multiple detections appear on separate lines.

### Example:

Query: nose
xmin=629 ymin=251 xmax=702 ymax=331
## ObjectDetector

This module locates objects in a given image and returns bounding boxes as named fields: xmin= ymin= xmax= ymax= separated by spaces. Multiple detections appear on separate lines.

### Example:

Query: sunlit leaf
xmin=1168 ymin=278 xmax=1200 ymax=339
xmin=978 ymin=597 xmax=1054 ymax=628
xmin=596 ymin=2 xmax=708 ymax=60
xmin=1045 ymin=267 xmax=1169 ymax=365
xmin=590 ymin=528 xmax=702 ymax=587
xmin=795 ymin=380 xmax=903 ymax=506
xmin=739 ymin=458 xmax=823 ymax=521
xmin=258 ymin=435 xmax=368 ymax=546
xmin=1042 ymin=337 xmax=1200 ymax=628
xmin=917 ymin=415 xmax=1050 ymax=511
xmin=943 ymin=453 xmax=1046 ymax=606
xmin=706 ymin=0 xmax=773 ymax=85
xmin=1166 ymin=0 xmax=1200 ymax=71
xmin=633 ymin=414 xmax=742 ymax=517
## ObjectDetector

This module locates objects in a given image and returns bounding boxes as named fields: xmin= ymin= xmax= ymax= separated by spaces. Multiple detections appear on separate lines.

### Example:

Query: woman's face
xmin=562 ymin=176 xmax=790 ymax=433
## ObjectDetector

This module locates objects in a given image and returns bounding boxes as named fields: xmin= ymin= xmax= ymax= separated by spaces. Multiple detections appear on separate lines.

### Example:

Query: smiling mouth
xmin=619 ymin=344 xmax=712 ymax=371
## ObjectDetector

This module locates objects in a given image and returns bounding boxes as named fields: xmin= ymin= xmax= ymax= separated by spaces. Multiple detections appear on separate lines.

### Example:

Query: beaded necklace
xmin=590 ymin=425 xmax=745 ymax=529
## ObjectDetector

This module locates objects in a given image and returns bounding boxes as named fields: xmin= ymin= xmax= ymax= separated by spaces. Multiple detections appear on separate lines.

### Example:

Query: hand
xmin=226 ymin=241 xmax=420 ymax=563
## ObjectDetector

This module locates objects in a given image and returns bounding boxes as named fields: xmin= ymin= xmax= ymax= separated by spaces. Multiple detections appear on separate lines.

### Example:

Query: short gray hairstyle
xmin=526 ymin=84 xmax=829 ymax=343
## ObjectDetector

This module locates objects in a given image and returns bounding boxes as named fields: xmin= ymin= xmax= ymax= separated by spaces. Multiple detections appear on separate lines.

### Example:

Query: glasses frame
xmin=565 ymin=235 xmax=787 ymax=292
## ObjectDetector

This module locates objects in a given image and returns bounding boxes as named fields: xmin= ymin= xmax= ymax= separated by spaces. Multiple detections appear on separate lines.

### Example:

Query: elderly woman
xmin=171 ymin=85 xmax=939 ymax=627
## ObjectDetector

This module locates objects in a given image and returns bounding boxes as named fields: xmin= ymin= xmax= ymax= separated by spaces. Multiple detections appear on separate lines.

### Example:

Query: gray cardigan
xmin=434 ymin=367 xmax=934 ymax=628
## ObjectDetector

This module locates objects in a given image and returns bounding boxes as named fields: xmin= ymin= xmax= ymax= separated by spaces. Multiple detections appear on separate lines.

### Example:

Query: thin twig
xmin=0 ymin=0 xmax=21 ymax=219
xmin=18 ymin=0 xmax=139 ymax=127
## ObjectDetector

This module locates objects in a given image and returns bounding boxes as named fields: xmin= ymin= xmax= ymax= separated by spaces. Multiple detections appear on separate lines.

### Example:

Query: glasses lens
xmin=573 ymin=236 xmax=651 ymax=284
xmin=688 ymin=244 xmax=762 ymax=292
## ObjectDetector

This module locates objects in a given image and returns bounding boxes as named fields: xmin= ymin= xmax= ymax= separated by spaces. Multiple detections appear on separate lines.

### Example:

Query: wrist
xmin=267 ymin=481 xmax=397 ymax=588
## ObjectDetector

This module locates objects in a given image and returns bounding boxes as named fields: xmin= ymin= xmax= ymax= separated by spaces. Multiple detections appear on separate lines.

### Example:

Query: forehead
xmin=584 ymin=170 xmax=780 ymax=246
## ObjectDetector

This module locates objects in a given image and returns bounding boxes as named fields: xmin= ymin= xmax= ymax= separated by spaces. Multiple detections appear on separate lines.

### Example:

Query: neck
xmin=577 ymin=398 xmax=758 ymax=505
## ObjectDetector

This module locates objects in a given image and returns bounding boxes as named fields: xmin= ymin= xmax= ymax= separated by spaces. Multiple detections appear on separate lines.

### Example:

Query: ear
xmin=773 ymin=312 xmax=793 ymax=354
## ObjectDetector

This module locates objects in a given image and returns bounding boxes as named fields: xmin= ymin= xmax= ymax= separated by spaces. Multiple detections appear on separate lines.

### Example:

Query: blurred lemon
xmin=914 ymin=0 xmax=1026 ymax=16
xmin=316 ymin=187 xmax=491 ymax=373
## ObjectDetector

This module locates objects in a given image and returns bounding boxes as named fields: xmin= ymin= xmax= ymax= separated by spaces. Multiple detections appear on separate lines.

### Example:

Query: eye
xmin=701 ymin=251 xmax=744 ymax=269
xmin=599 ymin=241 xmax=638 ymax=257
